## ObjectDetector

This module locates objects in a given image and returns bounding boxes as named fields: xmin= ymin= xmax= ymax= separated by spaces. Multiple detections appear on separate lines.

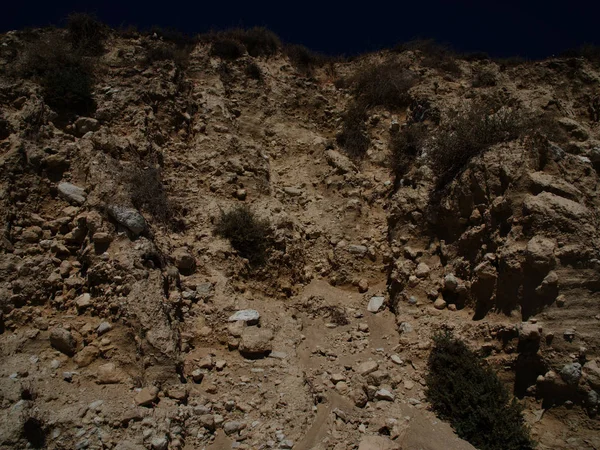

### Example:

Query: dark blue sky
xmin=2 ymin=1 xmax=600 ymax=58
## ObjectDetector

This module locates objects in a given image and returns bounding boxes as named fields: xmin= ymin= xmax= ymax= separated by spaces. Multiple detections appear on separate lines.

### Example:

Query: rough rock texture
xmin=1 ymin=27 xmax=600 ymax=450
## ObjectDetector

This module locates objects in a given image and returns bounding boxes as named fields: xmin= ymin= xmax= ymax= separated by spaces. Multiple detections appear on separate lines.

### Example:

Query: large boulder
xmin=50 ymin=327 xmax=76 ymax=356
xmin=525 ymin=235 xmax=556 ymax=272
xmin=325 ymin=149 xmax=357 ymax=174
xmin=173 ymin=247 xmax=196 ymax=273
xmin=239 ymin=327 xmax=273 ymax=358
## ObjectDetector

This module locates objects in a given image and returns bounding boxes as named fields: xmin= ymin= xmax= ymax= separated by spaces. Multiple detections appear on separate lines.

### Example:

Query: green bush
xmin=66 ymin=13 xmax=107 ymax=56
xmin=426 ymin=331 xmax=534 ymax=450
xmin=215 ymin=205 xmax=273 ymax=266
xmin=353 ymin=61 xmax=416 ymax=109
xmin=336 ymin=102 xmax=370 ymax=159
xmin=431 ymin=99 xmax=526 ymax=189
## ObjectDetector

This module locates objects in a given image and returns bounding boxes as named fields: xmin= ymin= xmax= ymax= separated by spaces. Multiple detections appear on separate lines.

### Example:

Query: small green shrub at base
xmin=426 ymin=331 xmax=534 ymax=450
xmin=215 ymin=205 xmax=272 ymax=266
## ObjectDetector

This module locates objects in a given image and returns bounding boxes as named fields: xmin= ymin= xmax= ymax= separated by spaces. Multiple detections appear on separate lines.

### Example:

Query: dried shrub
xmin=472 ymin=67 xmax=497 ymax=87
xmin=245 ymin=61 xmax=262 ymax=80
xmin=144 ymin=43 xmax=190 ymax=67
xmin=431 ymin=99 xmax=527 ymax=189
xmin=321 ymin=305 xmax=349 ymax=325
xmin=149 ymin=26 xmax=197 ymax=49
xmin=560 ymin=44 xmax=600 ymax=63
xmin=230 ymin=27 xmax=281 ymax=57
xmin=285 ymin=44 xmax=326 ymax=75
xmin=426 ymin=331 xmax=534 ymax=450
xmin=215 ymin=205 xmax=273 ymax=266
xmin=127 ymin=166 xmax=184 ymax=230
xmin=18 ymin=35 xmax=96 ymax=119
xmin=391 ymin=123 xmax=427 ymax=183
xmin=210 ymin=39 xmax=246 ymax=60
xmin=353 ymin=61 xmax=416 ymax=109
xmin=395 ymin=39 xmax=461 ymax=76
xmin=66 ymin=12 xmax=107 ymax=56
xmin=336 ymin=102 xmax=370 ymax=159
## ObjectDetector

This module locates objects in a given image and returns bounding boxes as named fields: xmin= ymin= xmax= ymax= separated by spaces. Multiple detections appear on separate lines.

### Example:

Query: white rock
xmin=375 ymin=389 xmax=395 ymax=401
xmin=228 ymin=309 xmax=260 ymax=324
xmin=58 ymin=182 xmax=86 ymax=205
xmin=367 ymin=296 xmax=385 ymax=313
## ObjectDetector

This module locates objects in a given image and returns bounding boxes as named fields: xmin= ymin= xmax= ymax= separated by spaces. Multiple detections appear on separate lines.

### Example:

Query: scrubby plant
xmin=230 ymin=27 xmax=281 ymax=57
xmin=149 ymin=26 xmax=197 ymax=49
xmin=430 ymin=99 xmax=527 ymax=189
xmin=336 ymin=102 xmax=370 ymax=159
xmin=144 ymin=43 xmax=190 ymax=67
xmin=215 ymin=205 xmax=273 ymax=266
xmin=18 ymin=34 xmax=96 ymax=119
xmin=390 ymin=123 xmax=427 ymax=183
xmin=66 ymin=12 xmax=107 ymax=55
xmin=353 ymin=61 xmax=416 ymax=109
xmin=472 ymin=67 xmax=498 ymax=87
xmin=245 ymin=61 xmax=262 ymax=80
xmin=394 ymin=39 xmax=461 ymax=76
xmin=210 ymin=38 xmax=246 ymax=60
xmin=426 ymin=331 xmax=534 ymax=450
xmin=126 ymin=166 xmax=184 ymax=230
xmin=285 ymin=44 xmax=326 ymax=75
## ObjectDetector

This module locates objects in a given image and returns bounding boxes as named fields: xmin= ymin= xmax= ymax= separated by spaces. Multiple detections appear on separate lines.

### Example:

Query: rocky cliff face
xmin=1 ymin=26 xmax=600 ymax=449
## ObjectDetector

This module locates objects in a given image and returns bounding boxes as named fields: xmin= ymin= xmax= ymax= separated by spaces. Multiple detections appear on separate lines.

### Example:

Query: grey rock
xmin=228 ymin=309 xmax=260 ymax=325
xmin=519 ymin=322 xmax=542 ymax=343
xmin=375 ymin=388 xmax=395 ymax=401
xmin=367 ymin=296 xmax=385 ymax=313
xmin=239 ymin=328 xmax=273 ymax=357
xmin=348 ymin=245 xmax=368 ymax=256
xmin=50 ymin=327 xmax=76 ymax=356
xmin=444 ymin=273 xmax=459 ymax=292
xmin=74 ymin=117 xmax=100 ymax=135
xmin=58 ymin=182 xmax=86 ymax=205
xmin=97 ymin=322 xmax=112 ymax=335
xmin=560 ymin=363 xmax=582 ymax=385
xmin=150 ymin=436 xmax=168 ymax=450
xmin=283 ymin=187 xmax=302 ymax=196
xmin=173 ymin=247 xmax=196 ymax=272
xmin=398 ymin=322 xmax=413 ymax=333
xmin=325 ymin=149 xmax=357 ymax=174
xmin=75 ymin=293 xmax=92 ymax=310
xmin=223 ymin=421 xmax=245 ymax=435
xmin=108 ymin=205 xmax=146 ymax=236
xmin=415 ymin=262 xmax=430 ymax=278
